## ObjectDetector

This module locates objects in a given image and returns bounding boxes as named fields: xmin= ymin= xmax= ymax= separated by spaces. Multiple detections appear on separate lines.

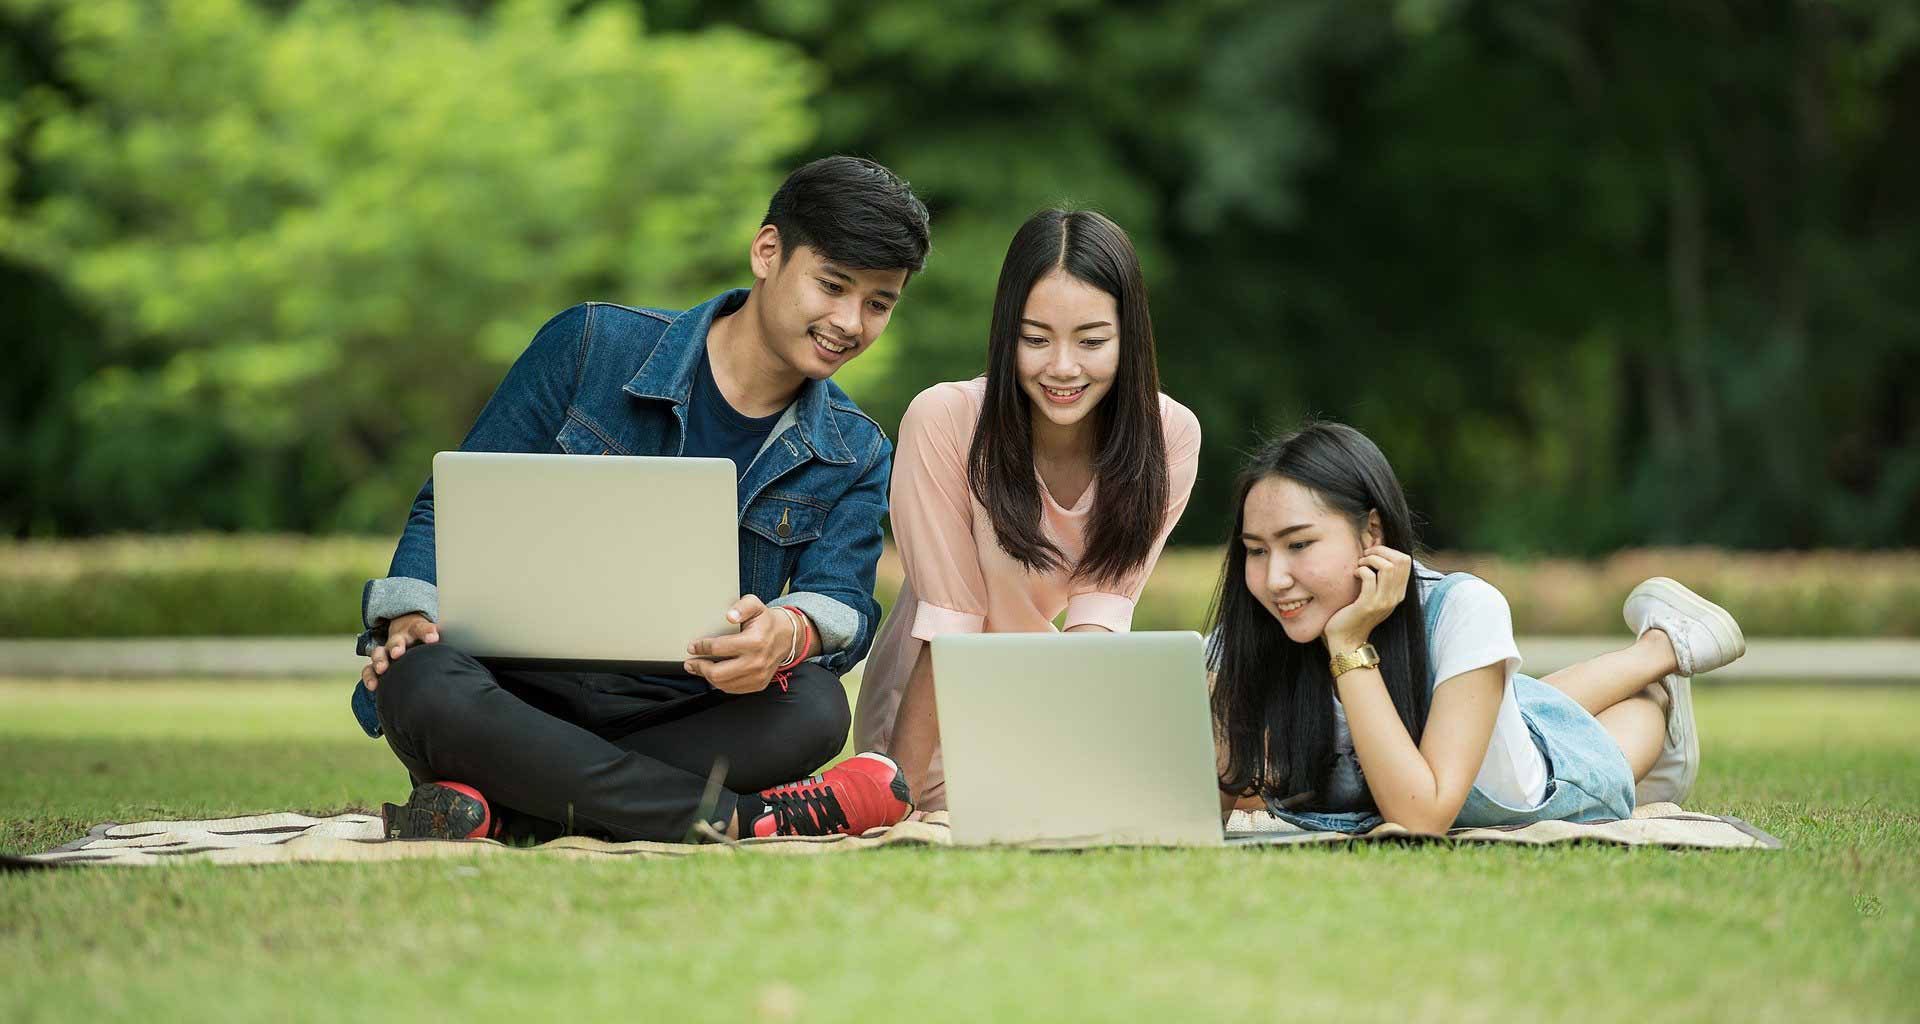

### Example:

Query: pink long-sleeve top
xmin=852 ymin=377 xmax=1203 ymax=808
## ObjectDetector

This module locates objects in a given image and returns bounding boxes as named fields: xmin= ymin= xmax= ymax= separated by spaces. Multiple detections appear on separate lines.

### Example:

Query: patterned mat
xmin=4 ymin=802 xmax=1778 ymax=868
xmin=1224 ymin=801 xmax=1783 ymax=849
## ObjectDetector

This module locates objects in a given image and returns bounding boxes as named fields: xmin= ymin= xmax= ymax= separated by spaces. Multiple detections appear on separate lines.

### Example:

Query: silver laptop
xmin=931 ymin=631 xmax=1230 ymax=847
xmin=431 ymin=451 xmax=739 ymax=671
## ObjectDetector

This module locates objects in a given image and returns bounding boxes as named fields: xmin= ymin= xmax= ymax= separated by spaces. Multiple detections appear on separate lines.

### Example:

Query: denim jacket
xmin=350 ymin=289 xmax=892 ymax=737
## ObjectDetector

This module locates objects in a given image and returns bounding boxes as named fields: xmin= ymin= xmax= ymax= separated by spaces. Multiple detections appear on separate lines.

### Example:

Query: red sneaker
xmin=749 ymin=753 xmax=913 ymax=838
xmin=381 ymin=781 xmax=494 ymax=840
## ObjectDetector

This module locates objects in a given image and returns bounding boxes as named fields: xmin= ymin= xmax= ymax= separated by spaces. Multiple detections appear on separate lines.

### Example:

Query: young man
xmin=350 ymin=157 xmax=927 ymax=843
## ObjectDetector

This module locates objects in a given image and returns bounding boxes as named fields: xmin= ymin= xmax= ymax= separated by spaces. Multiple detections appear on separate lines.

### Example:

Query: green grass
xmin=3 ymin=680 xmax=1917 ymax=1022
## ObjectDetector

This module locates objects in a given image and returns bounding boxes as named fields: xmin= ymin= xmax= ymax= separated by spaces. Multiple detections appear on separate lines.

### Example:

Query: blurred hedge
xmin=3 ymin=536 xmax=1916 ymax=639
xmin=1134 ymin=547 xmax=1920 ymax=638
xmin=0 ymin=536 xmax=389 ymax=637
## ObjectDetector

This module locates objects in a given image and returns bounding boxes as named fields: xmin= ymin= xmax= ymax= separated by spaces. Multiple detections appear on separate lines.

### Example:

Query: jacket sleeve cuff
xmin=362 ymin=576 xmax=439 ymax=630
xmin=351 ymin=680 xmax=383 ymax=738
xmin=911 ymin=601 xmax=986 ymax=643
xmin=769 ymin=592 xmax=859 ymax=657
xmin=1064 ymin=592 xmax=1136 ymax=634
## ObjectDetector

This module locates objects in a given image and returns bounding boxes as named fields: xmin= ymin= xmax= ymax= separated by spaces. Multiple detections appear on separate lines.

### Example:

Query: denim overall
xmin=347 ymin=292 xmax=894 ymax=738
xmin=1265 ymin=573 xmax=1637 ymax=833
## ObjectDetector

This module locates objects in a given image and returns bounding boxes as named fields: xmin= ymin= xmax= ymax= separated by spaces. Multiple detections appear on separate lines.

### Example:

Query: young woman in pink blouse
xmin=854 ymin=209 xmax=1202 ymax=811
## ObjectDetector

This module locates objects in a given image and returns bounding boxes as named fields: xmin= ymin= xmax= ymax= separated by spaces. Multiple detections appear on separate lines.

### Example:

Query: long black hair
xmin=967 ymin=208 xmax=1169 ymax=584
xmin=1206 ymin=421 xmax=1438 ymax=807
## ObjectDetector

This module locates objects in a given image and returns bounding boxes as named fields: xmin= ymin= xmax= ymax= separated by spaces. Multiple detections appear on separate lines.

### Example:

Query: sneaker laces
xmin=762 ymin=777 xmax=851 ymax=835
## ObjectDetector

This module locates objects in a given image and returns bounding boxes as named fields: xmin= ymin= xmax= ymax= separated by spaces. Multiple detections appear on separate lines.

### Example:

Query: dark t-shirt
xmin=683 ymin=345 xmax=783 ymax=474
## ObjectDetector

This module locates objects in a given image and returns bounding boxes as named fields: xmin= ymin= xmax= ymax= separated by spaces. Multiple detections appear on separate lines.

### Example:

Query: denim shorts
xmin=1266 ymin=673 xmax=1636 ymax=834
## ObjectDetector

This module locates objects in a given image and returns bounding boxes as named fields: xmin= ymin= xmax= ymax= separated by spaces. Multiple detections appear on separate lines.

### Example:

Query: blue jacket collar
xmin=623 ymin=288 xmax=856 ymax=465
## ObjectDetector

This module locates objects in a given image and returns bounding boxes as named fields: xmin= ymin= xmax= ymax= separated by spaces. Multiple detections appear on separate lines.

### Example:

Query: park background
xmin=2 ymin=0 xmax=1917 ymax=635
xmin=2 ymin=2 xmax=1916 ymax=1021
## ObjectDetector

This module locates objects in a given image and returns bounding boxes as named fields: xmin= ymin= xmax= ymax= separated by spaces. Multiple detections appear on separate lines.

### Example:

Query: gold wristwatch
xmin=1329 ymin=643 xmax=1381 ymax=678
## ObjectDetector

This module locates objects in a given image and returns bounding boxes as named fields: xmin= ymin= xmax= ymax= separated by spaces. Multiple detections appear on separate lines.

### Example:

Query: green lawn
xmin=2 ymin=679 xmax=1915 ymax=1022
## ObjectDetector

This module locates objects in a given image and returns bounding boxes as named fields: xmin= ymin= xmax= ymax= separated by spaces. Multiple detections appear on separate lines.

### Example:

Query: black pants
xmin=373 ymin=643 xmax=850 ymax=842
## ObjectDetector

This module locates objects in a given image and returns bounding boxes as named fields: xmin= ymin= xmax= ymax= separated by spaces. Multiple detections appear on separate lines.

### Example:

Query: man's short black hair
xmin=763 ymin=156 xmax=931 ymax=274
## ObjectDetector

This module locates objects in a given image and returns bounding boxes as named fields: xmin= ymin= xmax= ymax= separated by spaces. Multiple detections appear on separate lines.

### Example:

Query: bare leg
xmin=889 ymin=644 xmax=943 ymax=810
xmin=1596 ymin=694 xmax=1667 ymax=781
xmin=1539 ymin=629 xmax=1678 ymax=718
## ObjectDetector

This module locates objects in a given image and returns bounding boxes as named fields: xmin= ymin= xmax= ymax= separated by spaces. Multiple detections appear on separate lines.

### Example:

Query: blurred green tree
xmin=651 ymin=0 xmax=1920 ymax=552
xmin=1 ymin=0 xmax=817 ymax=533
xmin=3 ymin=0 xmax=1916 ymax=554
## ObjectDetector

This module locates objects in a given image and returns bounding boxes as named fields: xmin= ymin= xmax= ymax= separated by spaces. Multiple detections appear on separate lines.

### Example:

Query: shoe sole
xmin=381 ymin=783 xmax=489 ymax=840
xmin=1666 ymin=672 xmax=1699 ymax=804
xmin=1625 ymin=577 xmax=1746 ymax=674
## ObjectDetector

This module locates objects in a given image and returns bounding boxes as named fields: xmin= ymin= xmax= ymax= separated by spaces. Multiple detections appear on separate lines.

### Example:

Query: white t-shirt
xmin=1330 ymin=571 xmax=1549 ymax=809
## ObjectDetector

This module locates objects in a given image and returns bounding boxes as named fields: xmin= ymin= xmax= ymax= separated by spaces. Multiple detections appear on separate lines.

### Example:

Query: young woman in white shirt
xmin=1209 ymin=421 xmax=1746 ymax=832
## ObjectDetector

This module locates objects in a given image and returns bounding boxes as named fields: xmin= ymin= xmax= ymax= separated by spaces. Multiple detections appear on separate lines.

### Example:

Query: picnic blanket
xmin=1224 ymin=801 xmax=1781 ymax=849
xmin=4 ymin=802 xmax=1778 ymax=869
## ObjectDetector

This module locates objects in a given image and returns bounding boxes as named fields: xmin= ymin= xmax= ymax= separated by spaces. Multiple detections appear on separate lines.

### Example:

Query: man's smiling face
xmin=752 ymin=228 xmax=909 ymax=381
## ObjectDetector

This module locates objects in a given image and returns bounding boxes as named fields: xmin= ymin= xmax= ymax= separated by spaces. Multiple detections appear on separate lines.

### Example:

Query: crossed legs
xmin=1538 ymin=629 xmax=1676 ymax=781
xmin=373 ymin=643 xmax=850 ymax=842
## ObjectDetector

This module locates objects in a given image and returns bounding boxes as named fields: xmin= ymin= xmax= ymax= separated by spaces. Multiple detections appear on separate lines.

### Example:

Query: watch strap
xmin=1329 ymin=643 xmax=1381 ymax=678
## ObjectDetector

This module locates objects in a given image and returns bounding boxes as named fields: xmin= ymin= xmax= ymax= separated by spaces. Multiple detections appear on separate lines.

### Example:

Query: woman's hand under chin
xmin=1321 ymin=545 xmax=1414 ymax=652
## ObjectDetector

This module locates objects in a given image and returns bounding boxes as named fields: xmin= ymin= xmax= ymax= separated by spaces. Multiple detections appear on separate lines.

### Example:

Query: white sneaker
xmin=1622 ymin=577 xmax=1746 ymax=677
xmin=1635 ymin=671 xmax=1697 ymax=806
xmin=1623 ymin=578 xmax=1745 ymax=806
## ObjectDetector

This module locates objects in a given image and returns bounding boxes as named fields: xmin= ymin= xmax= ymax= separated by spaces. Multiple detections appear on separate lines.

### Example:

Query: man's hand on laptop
xmin=361 ymin=612 xmax=439 ymax=692
xmin=682 ymin=595 xmax=804 ymax=694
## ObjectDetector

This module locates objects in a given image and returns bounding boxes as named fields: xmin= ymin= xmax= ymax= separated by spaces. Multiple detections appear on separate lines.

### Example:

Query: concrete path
xmin=1516 ymin=637 xmax=1915 ymax=681
xmin=0 ymin=636 xmax=1914 ymax=680
xmin=0 ymin=637 xmax=362 ymax=679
